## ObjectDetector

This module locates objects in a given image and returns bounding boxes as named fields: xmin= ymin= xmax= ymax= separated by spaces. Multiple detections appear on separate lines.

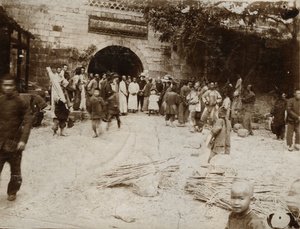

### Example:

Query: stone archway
xmin=88 ymin=40 xmax=149 ymax=77
xmin=88 ymin=45 xmax=144 ymax=78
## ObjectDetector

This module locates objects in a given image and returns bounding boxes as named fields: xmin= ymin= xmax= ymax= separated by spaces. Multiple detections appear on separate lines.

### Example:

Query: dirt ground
xmin=0 ymin=107 xmax=299 ymax=229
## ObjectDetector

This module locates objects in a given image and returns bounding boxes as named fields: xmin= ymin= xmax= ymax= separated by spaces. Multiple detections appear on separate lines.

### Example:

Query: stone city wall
xmin=2 ymin=0 xmax=193 ymax=87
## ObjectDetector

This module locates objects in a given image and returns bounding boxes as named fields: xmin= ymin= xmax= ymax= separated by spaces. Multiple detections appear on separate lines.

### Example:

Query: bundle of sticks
xmin=185 ymin=173 xmax=289 ymax=217
xmin=95 ymin=158 xmax=179 ymax=189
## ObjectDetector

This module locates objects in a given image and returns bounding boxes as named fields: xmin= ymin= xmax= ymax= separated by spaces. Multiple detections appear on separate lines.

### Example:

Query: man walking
xmin=286 ymin=88 xmax=300 ymax=151
xmin=0 ymin=74 xmax=33 ymax=201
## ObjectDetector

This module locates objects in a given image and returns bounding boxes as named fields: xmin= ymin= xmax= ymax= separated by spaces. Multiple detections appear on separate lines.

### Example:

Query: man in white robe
xmin=128 ymin=77 xmax=139 ymax=112
xmin=119 ymin=75 xmax=128 ymax=114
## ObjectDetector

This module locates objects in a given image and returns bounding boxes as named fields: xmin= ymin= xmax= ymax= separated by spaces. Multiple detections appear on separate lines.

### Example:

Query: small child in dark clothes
xmin=207 ymin=107 xmax=231 ymax=163
xmin=106 ymin=90 xmax=121 ymax=130
xmin=225 ymin=179 xmax=266 ymax=229
xmin=52 ymin=99 xmax=69 ymax=136
xmin=88 ymin=89 xmax=106 ymax=138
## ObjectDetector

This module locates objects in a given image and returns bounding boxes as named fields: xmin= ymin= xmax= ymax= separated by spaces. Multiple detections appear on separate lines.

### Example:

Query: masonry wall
xmin=2 ymin=0 xmax=191 ymax=87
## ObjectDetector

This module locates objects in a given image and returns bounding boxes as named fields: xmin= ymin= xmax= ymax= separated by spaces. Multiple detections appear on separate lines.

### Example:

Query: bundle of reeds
xmin=95 ymin=158 xmax=179 ymax=189
xmin=185 ymin=173 xmax=289 ymax=217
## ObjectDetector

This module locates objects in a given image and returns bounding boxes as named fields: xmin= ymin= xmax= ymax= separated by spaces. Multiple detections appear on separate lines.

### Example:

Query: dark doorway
xmin=88 ymin=45 xmax=143 ymax=77
xmin=0 ymin=36 xmax=10 ymax=77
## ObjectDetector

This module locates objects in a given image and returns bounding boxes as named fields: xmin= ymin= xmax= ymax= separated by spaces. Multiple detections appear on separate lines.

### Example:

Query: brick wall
xmin=2 ymin=0 xmax=189 ymax=87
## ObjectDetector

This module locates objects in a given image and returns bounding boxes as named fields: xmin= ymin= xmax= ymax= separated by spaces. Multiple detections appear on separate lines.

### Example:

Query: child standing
xmin=148 ymin=89 xmax=159 ymax=116
xmin=225 ymin=180 xmax=266 ymax=229
xmin=207 ymin=107 xmax=231 ymax=163
xmin=88 ymin=89 xmax=106 ymax=138
xmin=106 ymin=90 xmax=121 ymax=130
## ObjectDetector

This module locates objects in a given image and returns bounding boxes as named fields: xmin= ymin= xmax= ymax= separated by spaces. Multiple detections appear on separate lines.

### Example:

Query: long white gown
xmin=128 ymin=82 xmax=139 ymax=110
xmin=119 ymin=80 xmax=128 ymax=113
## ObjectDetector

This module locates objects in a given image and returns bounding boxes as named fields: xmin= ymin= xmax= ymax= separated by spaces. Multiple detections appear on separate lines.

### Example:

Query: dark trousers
xmin=142 ymin=96 xmax=150 ymax=111
xmin=0 ymin=150 xmax=22 ymax=195
xmin=178 ymin=103 xmax=189 ymax=124
xmin=137 ymin=95 xmax=144 ymax=110
xmin=52 ymin=118 xmax=67 ymax=132
xmin=107 ymin=113 xmax=121 ymax=129
xmin=92 ymin=119 xmax=101 ymax=133
xmin=287 ymin=122 xmax=300 ymax=146
xmin=243 ymin=111 xmax=253 ymax=134
xmin=165 ymin=114 xmax=175 ymax=122
xmin=273 ymin=124 xmax=285 ymax=139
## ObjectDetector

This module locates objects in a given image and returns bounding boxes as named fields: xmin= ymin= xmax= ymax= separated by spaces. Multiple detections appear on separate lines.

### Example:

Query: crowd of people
xmin=0 ymin=68 xmax=299 ymax=229
xmin=46 ymin=64 xmax=300 ymax=157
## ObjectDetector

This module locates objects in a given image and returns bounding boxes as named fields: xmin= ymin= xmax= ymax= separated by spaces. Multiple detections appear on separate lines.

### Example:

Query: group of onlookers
xmin=46 ymin=64 xmax=299 ymax=154
xmin=0 ymin=73 xmax=299 ymax=229
xmin=266 ymin=87 xmax=300 ymax=152
xmin=47 ymin=65 xmax=121 ymax=137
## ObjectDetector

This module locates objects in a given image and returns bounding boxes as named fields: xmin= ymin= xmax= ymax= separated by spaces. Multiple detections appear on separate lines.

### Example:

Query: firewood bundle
xmin=185 ymin=169 xmax=289 ymax=218
xmin=95 ymin=158 xmax=179 ymax=189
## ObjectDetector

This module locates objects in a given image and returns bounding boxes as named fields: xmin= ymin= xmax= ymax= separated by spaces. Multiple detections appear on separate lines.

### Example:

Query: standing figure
xmin=111 ymin=77 xmax=119 ymax=93
xmin=61 ymin=64 xmax=70 ymax=80
xmin=231 ymin=76 xmax=243 ymax=126
xmin=70 ymin=68 xmax=82 ymax=111
xmin=177 ymin=81 xmax=192 ymax=127
xmin=148 ymin=89 xmax=159 ymax=115
xmin=49 ymin=66 xmax=69 ymax=113
xmin=222 ymin=92 xmax=231 ymax=120
xmin=286 ymin=88 xmax=300 ymax=151
xmin=79 ymin=66 xmax=88 ymax=111
xmin=235 ymin=75 xmax=243 ymax=96
xmin=0 ymin=74 xmax=33 ymax=201
xmin=201 ymin=82 xmax=222 ymax=125
xmin=242 ymin=84 xmax=256 ymax=136
xmin=186 ymin=82 xmax=200 ymax=132
xmin=164 ymin=86 xmax=180 ymax=127
xmin=119 ymin=75 xmax=128 ymax=115
xmin=142 ymin=77 xmax=153 ymax=113
xmin=137 ymin=74 xmax=146 ymax=111
xmin=88 ymin=89 xmax=106 ymax=138
xmin=270 ymin=92 xmax=287 ymax=140
xmin=87 ymin=73 xmax=101 ymax=96
xmin=155 ymin=78 xmax=164 ymax=95
xmin=207 ymin=107 xmax=231 ymax=163
xmin=128 ymin=77 xmax=140 ymax=113
xmin=106 ymin=91 xmax=121 ymax=130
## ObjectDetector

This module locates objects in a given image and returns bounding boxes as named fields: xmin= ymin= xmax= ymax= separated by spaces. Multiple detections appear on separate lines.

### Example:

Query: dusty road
xmin=0 ymin=112 xmax=299 ymax=228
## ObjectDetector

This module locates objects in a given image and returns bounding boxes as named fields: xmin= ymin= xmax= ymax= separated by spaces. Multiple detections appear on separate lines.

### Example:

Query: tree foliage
xmin=138 ymin=0 xmax=298 ymax=82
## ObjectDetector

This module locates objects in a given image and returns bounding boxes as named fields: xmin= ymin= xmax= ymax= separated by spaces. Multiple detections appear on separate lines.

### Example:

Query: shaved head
xmin=230 ymin=179 xmax=254 ymax=214
xmin=231 ymin=180 xmax=254 ymax=197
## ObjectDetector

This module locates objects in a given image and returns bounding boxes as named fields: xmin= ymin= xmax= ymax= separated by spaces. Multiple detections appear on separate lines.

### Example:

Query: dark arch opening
xmin=88 ymin=45 xmax=143 ymax=78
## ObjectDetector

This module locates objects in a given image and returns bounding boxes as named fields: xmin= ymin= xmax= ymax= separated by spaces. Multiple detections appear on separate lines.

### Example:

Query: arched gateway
xmin=89 ymin=40 xmax=149 ymax=77
xmin=88 ymin=45 xmax=144 ymax=78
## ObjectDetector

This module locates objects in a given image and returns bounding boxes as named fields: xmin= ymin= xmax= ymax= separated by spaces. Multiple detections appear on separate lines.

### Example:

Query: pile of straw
xmin=185 ymin=168 xmax=289 ymax=217
xmin=95 ymin=158 xmax=179 ymax=189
